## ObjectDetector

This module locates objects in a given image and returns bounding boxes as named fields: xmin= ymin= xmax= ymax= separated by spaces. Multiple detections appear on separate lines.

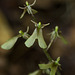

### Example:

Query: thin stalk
xmin=47 ymin=37 xmax=55 ymax=50
xmin=43 ymin=49 xmax=61 ymax=75
xmin=43 ymin=49 xmax=52 ymax=62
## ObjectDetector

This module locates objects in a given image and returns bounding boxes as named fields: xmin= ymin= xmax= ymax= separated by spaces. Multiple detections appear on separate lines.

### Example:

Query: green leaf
xmin=38 ymin=29 xmax=47 ymax=49
xmin=20 ymin=9 xmax=27 ymax=19
xmin=1 ymin=36 xmax=19 ymax=50
xmin=29 ymin=70 xmax=41 ymax=75
xmin=25 ymin=29 xmax=37 ymax=47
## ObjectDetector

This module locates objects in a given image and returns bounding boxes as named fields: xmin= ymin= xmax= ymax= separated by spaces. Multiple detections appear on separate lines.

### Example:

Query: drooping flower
xmin=39 ymin=57 xmax=61 ymax=75
xmin=25 ymin=20 xmax=50 ymax=49
xmin=19 ymin=0 xmax=37 ymax=19
xmin=1 ymin=27 xmax=29 ymax=50
xmin=47 ymin=26 xmax=67 ymax=50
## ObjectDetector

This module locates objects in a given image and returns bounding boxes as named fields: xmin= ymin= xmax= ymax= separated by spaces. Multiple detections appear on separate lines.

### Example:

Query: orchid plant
xmin=1 ymin=0 xmax=67 ymax=75
xmin=19 ymin=0 xmax=37 ymax=18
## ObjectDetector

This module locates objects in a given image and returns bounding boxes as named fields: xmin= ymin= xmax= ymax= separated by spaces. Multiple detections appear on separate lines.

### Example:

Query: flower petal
xmin=1 ymin=36 xmax=19 ymax=50
xmin=25 ymin=29 xmax=37 ymax=47
xmin=31 ymin=9 xmax=38 ymax=14
xmin=38 ymin=29 xmax=47 ymax=49
xmin=41 ymin=23 xmax=50 ymax=29
xmin=20 ymin=9 xmax=27 ymax=19
xmin=29 ymin=70 xmax=41 ymax=75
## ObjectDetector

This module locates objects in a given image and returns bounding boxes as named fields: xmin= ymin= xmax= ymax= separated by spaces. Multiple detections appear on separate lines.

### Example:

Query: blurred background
xmin=0 ymin=0 xmax=75 ymax=75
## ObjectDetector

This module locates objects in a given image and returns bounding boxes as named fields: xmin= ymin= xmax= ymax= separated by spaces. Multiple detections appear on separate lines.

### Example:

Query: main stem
xmin=43 ymin=49 xmax=52 ymax=62
xmin=43 ymin=49 xmax=61 ymax=75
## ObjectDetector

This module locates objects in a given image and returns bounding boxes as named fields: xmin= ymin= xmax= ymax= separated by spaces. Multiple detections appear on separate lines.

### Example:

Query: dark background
xmin=0 ymin=0 xmax=75 ymax=75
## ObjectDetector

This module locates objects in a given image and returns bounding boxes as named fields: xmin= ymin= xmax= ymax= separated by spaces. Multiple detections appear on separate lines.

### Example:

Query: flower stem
xmin=43 ymin=49 xmax=52 ymax=62
xmin=43 ymin=49 xmax=61 ymax=75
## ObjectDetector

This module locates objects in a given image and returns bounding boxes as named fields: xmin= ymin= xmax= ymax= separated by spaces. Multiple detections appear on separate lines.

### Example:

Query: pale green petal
xmin=27 ymin=6 xmax=33 ymax=15
xmin=38 ymin=29 xmax=47 ymax=49
xmin=20 ymin=9 xmax=27 ymax=19
xmin=25 ymin=29 xmax=37 ymax=47
xmin=31 ymin=20 xmax=37 ymax=27
xmin=31 ymin=9 xmax=38 ymax=14
xmin=29 ymin=70 xmax=41 ymax=75
xmin=50 ymin=66 xmax=57 ymax=75
xmin=30 ymin=0 xmax=36 ymax=6
xmin=59 ymin=35 xmax=68 ymax=44
xmin=41 ymin=23 xmax=50 ymax=29
xmin=1 ymin=36 xmax=19 ymax=50
xmin=27 ymin=8 xmax=31 ymax=14
xmin=39 ymin=63 xmax=51 ymax=69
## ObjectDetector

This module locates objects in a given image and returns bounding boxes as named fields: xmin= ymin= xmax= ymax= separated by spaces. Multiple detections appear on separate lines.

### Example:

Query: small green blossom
xmin=25 ymin=20 xmax=50 ymax=49
xmin=39 ymin=57 xmax=61 ymax=75
xmin=47 ymin=26 xmax=67 ymax=50
xmin=19 ymin=30 xmax=23 ymax=34
xmin=19 ymin=0 xmax=37 ymax=18
xmin=1 ymin=27 xmax=29 ymax=50
xmin=19 ymin=26 xmax=29 ymax=39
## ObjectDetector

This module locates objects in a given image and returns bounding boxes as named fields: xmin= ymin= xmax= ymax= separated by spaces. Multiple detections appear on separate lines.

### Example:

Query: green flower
xmin=19 ymin=0 xmax=37 ymax=19
xmin=1 ymin=27 xmax=29 ymax=50
xmin=47 ymin=26 xmax=68 ymax=50
xmin=25 ymin=20 xmax=50 ymax=49
xmin=39 ymin=57 xmax=61 ymax=75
